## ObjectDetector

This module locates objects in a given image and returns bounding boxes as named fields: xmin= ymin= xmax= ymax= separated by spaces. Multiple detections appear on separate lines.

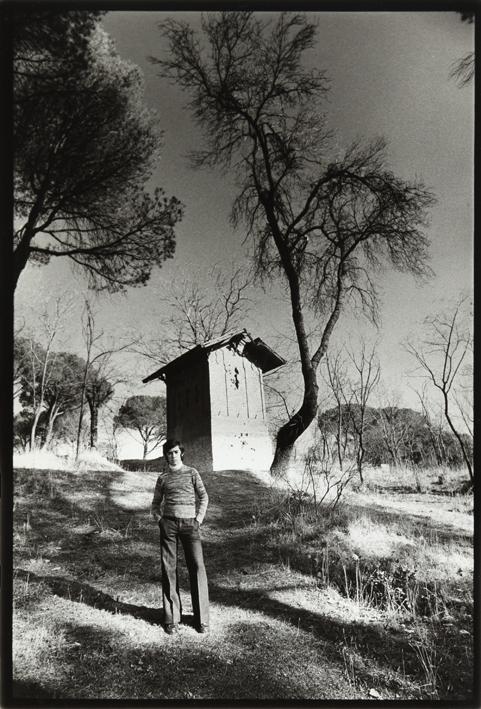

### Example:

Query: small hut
xmin=142 ymin=330 xmax=285 ymax=471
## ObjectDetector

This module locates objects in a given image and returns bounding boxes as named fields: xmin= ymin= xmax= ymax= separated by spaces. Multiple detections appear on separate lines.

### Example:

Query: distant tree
xmin=412 ymin=383 xmax=451 ymax=466
xmin=16 ymin=336 xmax=48 ymax=450
xmin=51 ymin=408 xmax=89 ymax=451
xmin=405 ymin=294 xmax=473 ymax=483
xmin=318 ymin=401 xmax=449 ymax=469
xmin=319 ymin=351 xmax=353 ymax=471
xmin=18 ymin=349 xmax=85 ymax=450
xmin=155 ymin=12 xmax=435 ymax=475
xmin=76 ymin=300 xmax=135 ymax=458
xmin=318 ymin=342 xmax=379 ymax=482
xmin=85 ymin=368 xmax=114 ymax=449
xmin=114 ymin=395 xmax=166 ymax=459
xmin=13 ymin=9 xmax=182 ymax=293
xmin=14 ymin=335 xmax=30 ymax=400
xmin=15 ymin=298 xmax=73 ymax=449
xmin=40 ymin=352 xmax=85 ymax=449
xmin=13 ymin=411 xmax=32 ymax=452
xmin=345 ymin=343 xmax=380 ymax=483
xmin=375 ymin=405 xmax=426 ymax=467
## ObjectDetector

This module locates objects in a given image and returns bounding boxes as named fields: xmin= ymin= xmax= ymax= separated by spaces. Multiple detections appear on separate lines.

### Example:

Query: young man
xmin=151 ymin=438 xmax=209 ymax=635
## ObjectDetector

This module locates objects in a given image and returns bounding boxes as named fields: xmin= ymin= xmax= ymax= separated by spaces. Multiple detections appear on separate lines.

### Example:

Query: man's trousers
xmin=159 ymin=516 xmax=209 ymax=627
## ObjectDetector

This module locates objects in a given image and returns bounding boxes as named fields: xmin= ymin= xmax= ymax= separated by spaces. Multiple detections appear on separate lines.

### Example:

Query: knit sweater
xmin=151 ymin=465 xmax=208 ymax=524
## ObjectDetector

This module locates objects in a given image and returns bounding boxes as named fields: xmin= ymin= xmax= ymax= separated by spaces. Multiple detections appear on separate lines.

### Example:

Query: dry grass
xmin=10 ymin=461 xmax=474 ymax=702
xmin=13 ymin=449 xmax=123 ymax=472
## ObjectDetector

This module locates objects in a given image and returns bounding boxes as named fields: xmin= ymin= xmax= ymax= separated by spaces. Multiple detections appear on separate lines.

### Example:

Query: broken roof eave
xmin=243 ymin=338 xmax=286 ymax=373
xmin=142 ymin=330 xmax=286 ymax=383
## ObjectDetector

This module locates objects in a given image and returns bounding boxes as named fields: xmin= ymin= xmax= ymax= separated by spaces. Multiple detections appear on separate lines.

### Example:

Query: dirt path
xmin=12 ymin=466 xmax=422 ymax=700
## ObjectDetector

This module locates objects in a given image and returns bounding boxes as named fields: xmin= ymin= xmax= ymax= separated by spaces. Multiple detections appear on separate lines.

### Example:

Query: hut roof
xmin=142 ymin=329 xmax=286 ymax=383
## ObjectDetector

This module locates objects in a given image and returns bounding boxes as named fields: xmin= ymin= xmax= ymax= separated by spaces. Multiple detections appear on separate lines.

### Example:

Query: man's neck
xmin=168 ymin=463 xmax=184 ymax=472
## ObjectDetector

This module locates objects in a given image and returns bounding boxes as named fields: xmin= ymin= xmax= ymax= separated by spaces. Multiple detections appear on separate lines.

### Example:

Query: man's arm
xmin=151 ymin=475 xmax=164 ymax=522
xmin=193 ymin=471 xmax=208 ymax=525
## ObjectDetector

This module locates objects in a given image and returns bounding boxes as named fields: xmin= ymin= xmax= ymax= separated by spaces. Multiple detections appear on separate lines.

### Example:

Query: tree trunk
xmin=335 ymin=404 xmax=344 ymax=471
xmin=29 ymin=408 xmax=43 ymax=450
xmin=356 ymin=418 xmax=365 ymax=484
xmin=356 ymin=444 xmax=365 ymax=485
xmin=76 ymin=361 xmax=90 ymax=460
xmin=442 ymin=392 xmax=473 ymax=484
xmin=89 ymin=402 xmax=98 ymax=449
xmin=262 ymin=196 xmax=346 ymax=479
xmin=427 ymin=427 xmax=443 ymax=466
xmin=43 ymin=404 xmax=61 ymax=450
xmin=143 ymin=438 xmax=149 ymax=460
xmin=76 ymin=396 xmax=86 ymax=460
xmin=270 ymin=369 xmax=318 ymax=477
xmin=14 ymin=230 xmax=34 ymax=292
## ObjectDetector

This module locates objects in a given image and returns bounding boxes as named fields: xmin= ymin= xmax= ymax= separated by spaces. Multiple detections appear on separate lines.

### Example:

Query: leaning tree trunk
xmin=14 ymin=226 xmax=35 ymax=293
xmin=14 ymin=188 xmax=50 ymax=293
xmin=43 ymin=404 xmax=61 ymax=450
xmin=263 ymin=199 xmax=346 ymax=478
xmin=269 ymin=297 xmax=346 ymax=477
xmin=270 ymin=373 xmax=319 ymax=478
xmin=29 ymin=408 xmax=43 ymax=451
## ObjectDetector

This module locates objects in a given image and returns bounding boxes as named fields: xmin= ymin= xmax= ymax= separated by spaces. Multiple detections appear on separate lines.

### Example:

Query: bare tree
xmin=76 ymin=300 xmax=137 ymax=459
xmin=405 ymin=294 xmax=473 ymax=483
xmin=318 ymin=342 xmax=380 ymax=482
xmin=345 ymin=342 xmax=380 ymax=483
xmin=41 ymin=352 xmax=85 ymax=450
xmin=137 ymin=263 xmax=253 ymax=368
xmin=412 ymin=382 xmax=445 ymax=466
xmin=319 ymin=351 xmax=353 ymax=471
xmin=15 ymin=297 xmax=73 ymax=449
xmin=85 ymin=368 xmax=114 ymax=450
xmin=154 ymin=12 xmax=435 ymax=475
xmin=374 ymin=388 xmax=411 ymax=467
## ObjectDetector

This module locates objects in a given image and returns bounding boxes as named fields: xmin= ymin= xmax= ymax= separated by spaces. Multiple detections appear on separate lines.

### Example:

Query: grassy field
xmin=11 ymin=459 xmax=474 ymax=701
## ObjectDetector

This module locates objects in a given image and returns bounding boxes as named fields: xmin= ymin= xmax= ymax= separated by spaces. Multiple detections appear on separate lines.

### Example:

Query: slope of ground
xmin=11 ymin=465 xmax=473 ymax=701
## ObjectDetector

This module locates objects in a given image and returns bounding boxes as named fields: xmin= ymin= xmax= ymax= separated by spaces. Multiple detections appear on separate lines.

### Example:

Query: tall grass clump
xmin=255 ymin=451 xmax=473 ymax=622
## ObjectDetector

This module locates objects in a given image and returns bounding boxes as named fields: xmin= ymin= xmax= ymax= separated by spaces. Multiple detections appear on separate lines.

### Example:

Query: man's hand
xmin=152 ymin=512 xmax=161 ymax=523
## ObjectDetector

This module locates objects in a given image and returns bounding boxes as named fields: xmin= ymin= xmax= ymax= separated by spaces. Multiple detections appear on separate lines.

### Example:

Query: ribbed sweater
xmin=151 ymin=465 xmax=209 ymax=524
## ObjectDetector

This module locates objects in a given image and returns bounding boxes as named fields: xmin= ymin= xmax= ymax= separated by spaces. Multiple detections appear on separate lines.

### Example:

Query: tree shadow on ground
xmin=201 ymin=469 xmax=274 ymax=528
xmin=14 ymin=467 xmax=160 ymax=580
xmin=14 ymin=568 xmax=164 ymax=625
xmin=11 ymin=615 xmax=348 ymax=701
xmin=12 ymin=466 xmax=473 ymax=701
xmin=207 ymin=579 xmax=472 ymax=700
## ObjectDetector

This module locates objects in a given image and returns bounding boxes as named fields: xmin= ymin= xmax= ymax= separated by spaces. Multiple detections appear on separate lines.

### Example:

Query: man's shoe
xmin=198 ymin=624 xmax=209 ymax=634
xmin=164 ymin=624 xmax=179 ymax=635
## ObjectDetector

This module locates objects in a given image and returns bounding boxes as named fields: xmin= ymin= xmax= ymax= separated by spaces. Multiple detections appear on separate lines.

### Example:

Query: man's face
xmin=166 ymin=445 xmax=182 ymax=467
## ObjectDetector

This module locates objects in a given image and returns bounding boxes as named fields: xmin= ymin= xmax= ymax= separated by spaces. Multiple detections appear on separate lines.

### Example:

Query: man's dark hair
xmin=163 ymin=438 xmax=184 ymax=458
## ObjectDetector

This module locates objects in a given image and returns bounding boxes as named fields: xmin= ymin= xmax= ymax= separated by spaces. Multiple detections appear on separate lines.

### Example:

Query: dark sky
xmin=15 ymin=11 xmax=474 ymax=413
